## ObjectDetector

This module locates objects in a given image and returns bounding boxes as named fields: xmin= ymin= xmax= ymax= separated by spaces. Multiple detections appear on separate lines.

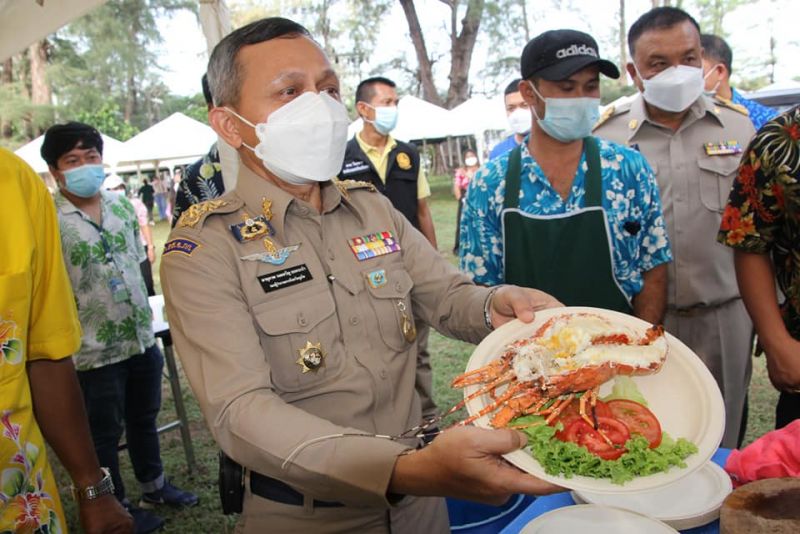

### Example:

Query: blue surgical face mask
xmin=528 ymin=81 xmax=600 ymax=143
xmin=364 ymin=104 xmax=398 ymax=135
xmin=62 ymin=164 xmax=106 ymax=198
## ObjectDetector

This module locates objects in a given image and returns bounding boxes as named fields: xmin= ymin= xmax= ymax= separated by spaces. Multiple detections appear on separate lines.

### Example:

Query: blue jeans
xmin=78 ymin=344 xmax=165 ymax=501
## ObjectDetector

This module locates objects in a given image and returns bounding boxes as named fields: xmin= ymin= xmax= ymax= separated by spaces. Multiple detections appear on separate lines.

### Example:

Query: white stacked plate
xmin=572 ymin=461 xmax=733 ymax=530
xmin=520 ymin=504 xmax=678 ymax=533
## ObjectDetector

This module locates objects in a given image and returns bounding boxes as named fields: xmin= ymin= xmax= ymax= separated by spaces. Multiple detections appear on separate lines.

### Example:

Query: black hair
xmin=504 ymin=79 xmax=522 ymax=96
xmin=355 ymin=76 xmax=397 ymax=107
xmin=628 ymin=7 xmax=700 ymax=55
xmin=40 ymin=122 xmax=103 ymax=167
xmin=207 ymin=17 xmax=311 ymax=106
xmin=700 ymin=34 xmax=733 ymax=75
xmin=201 ymin=73 xmax=213 ymax=106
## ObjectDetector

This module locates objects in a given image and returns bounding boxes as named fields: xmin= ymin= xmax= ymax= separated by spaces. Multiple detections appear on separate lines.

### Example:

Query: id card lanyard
xmin=84 ymin=204 xmax=131 ymax=304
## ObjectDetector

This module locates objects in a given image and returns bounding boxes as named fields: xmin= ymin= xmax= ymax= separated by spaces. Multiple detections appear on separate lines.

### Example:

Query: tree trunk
xmin=399 ymin=0 xmax=444 ymax=106
xmin=444 ymin=0 xmax=484 ymax=109
xmin=618 ymin=0 xmax=627 ymax=86
xmin=29 ymin=40 xmax=52 ymax=136
xmin=1 ymin=58 xmax=12 ymax=140
xmin=519 ymin=0 xmax=530 ymax=41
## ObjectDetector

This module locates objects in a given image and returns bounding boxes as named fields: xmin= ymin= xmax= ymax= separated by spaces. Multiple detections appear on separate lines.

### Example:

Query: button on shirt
xmin=732 ymin=88 xmax=778 ymax=132
xmin=56 ymin=191 xmax=154 ymax=370
xmin=459 ymin=137 xmax=672 ymax=300
xmin=355 ymin=132 xmax=431 ymax=198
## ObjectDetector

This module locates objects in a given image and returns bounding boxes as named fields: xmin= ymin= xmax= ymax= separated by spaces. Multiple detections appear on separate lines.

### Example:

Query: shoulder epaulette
xmin=713 ymin=95 xmax=750 ymax=117
xmin=594 ymin=100 xmax=633 ymax=130
xmin=335 ymin=179 xmax=377 ymax=197
xmin=176 ymin=196 xmax=241 ymax=229
xmin=594 ymin=105 xmax=616 ymax=129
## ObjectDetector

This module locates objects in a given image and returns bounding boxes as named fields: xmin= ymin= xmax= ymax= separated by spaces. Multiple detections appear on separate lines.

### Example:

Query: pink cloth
xmin=725 ymin=419 xmax=800 ymax=488
xmin=454 ymin=168 xmax=473 ymax=191
xmin=130 ymin=197 xmax=149 ymax=247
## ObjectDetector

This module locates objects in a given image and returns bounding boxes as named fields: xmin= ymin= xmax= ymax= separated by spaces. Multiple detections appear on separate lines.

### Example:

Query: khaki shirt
xmin=595 ymin=95 xmax=755 ymax=309
xmin=160 ymin=163 xmax=490 ymax=507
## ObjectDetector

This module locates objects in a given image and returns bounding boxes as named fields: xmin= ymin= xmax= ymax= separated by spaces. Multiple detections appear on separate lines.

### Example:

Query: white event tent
xmin=14 ymin=133 xmax=126 ymax=173
xmin=116 ymin=112 xmax=217 ymax=169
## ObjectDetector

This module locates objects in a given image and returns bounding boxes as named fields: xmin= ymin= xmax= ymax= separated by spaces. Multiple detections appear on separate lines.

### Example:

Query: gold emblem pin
xmin=628 ymin=119 xmax=638 ymax=130
xmin=262 ymin=198 xmax=273 ymax=221
xmin=297 ymin=341 xmax=325 ymax=373
xmin=239 ymin=213 xmax=269 ymax=240
xmin=396 ymin=152 xmax=412 ymax=170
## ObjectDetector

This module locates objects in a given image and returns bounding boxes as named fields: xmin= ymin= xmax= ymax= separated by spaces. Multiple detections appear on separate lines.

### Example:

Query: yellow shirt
xmin=355 ymin=132 xmax=431 ymax=199
xmin=0 ymin=149 xmax=82 ymax=533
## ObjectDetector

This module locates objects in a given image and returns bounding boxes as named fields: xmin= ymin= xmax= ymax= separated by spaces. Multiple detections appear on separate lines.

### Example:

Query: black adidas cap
xmin=521 ymin=29 xmax=620 ymax=81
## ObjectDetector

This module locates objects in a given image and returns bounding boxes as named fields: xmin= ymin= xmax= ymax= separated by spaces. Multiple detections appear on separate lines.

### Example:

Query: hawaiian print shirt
xmin=732 ymin=88 xmax=778 ymax=132
xmin=1 ymin=149 xmax=82 ymax=533
xmin=459 ymin=136 xmax=672 ymax=300
xmin=172 ymin=143 xmax=225 ymax=227
xmin=56 ymin=190 xmax=154 ymax=371
xmin=718 ymin=106 xmax=800 ymax=337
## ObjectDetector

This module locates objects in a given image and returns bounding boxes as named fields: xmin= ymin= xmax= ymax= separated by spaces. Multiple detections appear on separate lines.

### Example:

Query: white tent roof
xmin=118 ymin=112 xmax=216 ymax=165
xmin=14 ymin=132 xmax=125 ymax=173
xmin=449 ymin=95 xmax=508 ymax=134
xmin=0 ymin=0 xmax=107 ymax=61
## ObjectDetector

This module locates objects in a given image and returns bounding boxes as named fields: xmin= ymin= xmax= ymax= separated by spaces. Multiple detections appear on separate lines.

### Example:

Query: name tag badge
xmin=109 ymin=276 xmax=129 ymax=303
xmin=257 ymin=264 xmax=313 ymax=293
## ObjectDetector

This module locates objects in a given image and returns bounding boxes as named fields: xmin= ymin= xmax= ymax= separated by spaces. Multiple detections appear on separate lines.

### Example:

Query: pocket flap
xmin=253 ymin=287 xmax=335 ymax=335
xmin=363 ymin=268 xmax=413 ymax=299
xmin=697 ymin=156 xmax=740 ymax=176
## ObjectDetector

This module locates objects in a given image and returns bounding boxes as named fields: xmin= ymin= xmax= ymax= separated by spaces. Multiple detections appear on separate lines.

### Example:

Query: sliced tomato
xmin=560 ymin=417 xmax=630 ymax=460
xmin=552 ymin=398 xmax=612 ymax=432
xmin=606 ymin=399 xmax=662 ymax=448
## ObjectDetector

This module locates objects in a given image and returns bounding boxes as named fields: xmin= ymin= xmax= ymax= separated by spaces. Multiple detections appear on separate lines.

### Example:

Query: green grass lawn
xmin=55 ymin=173 xmax=778 ymax=532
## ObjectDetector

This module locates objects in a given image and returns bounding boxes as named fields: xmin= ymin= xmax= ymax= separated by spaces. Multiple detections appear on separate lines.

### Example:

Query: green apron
xmin=502 ymin=137 xmax=632 ymax=313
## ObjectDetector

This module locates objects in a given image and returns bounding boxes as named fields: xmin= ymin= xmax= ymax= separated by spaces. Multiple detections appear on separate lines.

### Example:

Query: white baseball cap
xmin=103 ymin=174 xmax=125 ymax=190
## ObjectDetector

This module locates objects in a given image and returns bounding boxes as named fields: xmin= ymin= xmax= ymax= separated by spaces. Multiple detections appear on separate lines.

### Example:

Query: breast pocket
xmin=251 ymin=284 xmax=340 ymax=393
xmin=363 ymin=267 xmax=415 ymax=352
xmin=697 ymin=156 xmax=741 ymax=212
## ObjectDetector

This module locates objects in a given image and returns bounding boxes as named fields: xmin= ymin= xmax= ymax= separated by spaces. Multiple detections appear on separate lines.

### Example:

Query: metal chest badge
xmin=241 ymin=244 xmax=301 ymax=266
xmin=396 ymin=152 xmax=412 ymax=170
xmin=297 ymin=341 xmax=325 ymax=373
xmin=366 ymin=269 xmax=387 ymax=289
xmin=347 ymin=231 xmax=401 ymax=261
xmin=704 ymin=140 xmax=742 ymax=156
xmin=230 ymin=213 xmax=274 ymax=242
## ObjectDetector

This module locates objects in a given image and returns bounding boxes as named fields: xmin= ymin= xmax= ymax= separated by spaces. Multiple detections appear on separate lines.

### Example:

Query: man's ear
xmin=626 ymin=62 xmax=643 ymax=92
xmin=49 ymin=165 xmax=64 ymax=186
xmin=518 ymin=79 xmax=536 ymax=106
xmin=355 ymin=101 xmax=371 ymax=120
xmin=209 ymin=107 xmax=244 ymax=149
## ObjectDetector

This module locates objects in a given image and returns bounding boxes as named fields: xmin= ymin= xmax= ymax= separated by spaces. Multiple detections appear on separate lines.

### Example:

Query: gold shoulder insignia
xmin=713 ymin=95 xmax=750 ymax=116
xmin=334 ymin=179 xmax=377 ymax=199
xmin=177 ymin=199 xmax=232 ymax=229
xmin=594 ymin=105 xmax=615 ymax=129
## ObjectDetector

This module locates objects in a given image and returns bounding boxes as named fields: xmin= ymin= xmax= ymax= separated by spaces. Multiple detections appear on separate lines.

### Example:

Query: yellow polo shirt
xmin=355 ymin=132 xmax=430 ymax=199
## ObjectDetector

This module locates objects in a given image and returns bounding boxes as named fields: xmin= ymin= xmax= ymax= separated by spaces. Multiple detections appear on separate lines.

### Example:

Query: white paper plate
xmin=463 ymin=306 xmax=725 ymax=493
xmin=520 ymin=504 xmax=678 ymax=534
xmin=573 ymin=462 xmax=733 ymax=529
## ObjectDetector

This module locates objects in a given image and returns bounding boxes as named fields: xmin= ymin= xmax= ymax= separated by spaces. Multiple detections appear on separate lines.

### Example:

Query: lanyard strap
xmin=503 ymin=137 xmax=602 ymax=209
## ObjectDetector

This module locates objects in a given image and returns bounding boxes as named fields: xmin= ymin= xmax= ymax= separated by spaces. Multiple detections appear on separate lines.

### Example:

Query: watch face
xmin=76 ymin=468 xmax=115 ymax=501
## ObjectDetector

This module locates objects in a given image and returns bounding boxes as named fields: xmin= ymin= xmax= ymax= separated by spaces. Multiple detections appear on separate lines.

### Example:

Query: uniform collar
xmin=356 ymin=131 xmax=397 ymax=156
xmin=233 ymin=160 xmax=362 ymax=234
xmin=628 ymin=93 xmax=725 ymax=141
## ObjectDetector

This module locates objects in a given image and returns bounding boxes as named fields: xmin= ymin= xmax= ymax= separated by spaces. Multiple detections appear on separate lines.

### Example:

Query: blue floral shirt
xmin=458 ymin=137 xmax=672 ymax=300
xmin=732 ymin=88 xmax=778 ymax=132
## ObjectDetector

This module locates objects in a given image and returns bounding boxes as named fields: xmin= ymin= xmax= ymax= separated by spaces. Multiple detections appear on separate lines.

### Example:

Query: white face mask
xmin=226 ymin=91 xmax=350 ymax=186
xmin=507 ymin=107 xmax=532 ymax=135
xmin=636 ymin=64 xmax=704 ymax=113
xmin=464 ymin=156 xmax=478 ymax=166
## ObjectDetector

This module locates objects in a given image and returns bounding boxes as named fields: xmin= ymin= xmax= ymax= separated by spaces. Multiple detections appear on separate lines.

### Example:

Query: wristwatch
xmin=72 ymin=467 xmax=115 ymax=501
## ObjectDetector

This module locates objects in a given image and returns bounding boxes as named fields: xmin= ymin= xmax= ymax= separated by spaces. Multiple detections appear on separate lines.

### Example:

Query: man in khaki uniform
xmin=595 ymin=7 xmax=756 ymax=448
xmin=160 ymin=17 xmax=559 ymax=533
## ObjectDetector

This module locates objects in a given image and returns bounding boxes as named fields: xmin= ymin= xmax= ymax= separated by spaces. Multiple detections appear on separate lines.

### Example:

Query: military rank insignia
xmin=396 ymin=152 xmax=412 ymax=170
xmin=704 ymin=141 xmax=742 ymax=156
xmin=347 ymin=231 xmax=401 ymax=261
xmin=230 ymin=214 xmax=274 ymax=242
xmin=297 ymin=341 xmax=325 ymax=373
xmin=177 ymin=199 xmax=228 ymax=228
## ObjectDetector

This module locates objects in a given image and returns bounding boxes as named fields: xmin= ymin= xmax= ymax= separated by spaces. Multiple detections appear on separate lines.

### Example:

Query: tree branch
xmin=399 ymin=0 xmax=444 ymax=105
